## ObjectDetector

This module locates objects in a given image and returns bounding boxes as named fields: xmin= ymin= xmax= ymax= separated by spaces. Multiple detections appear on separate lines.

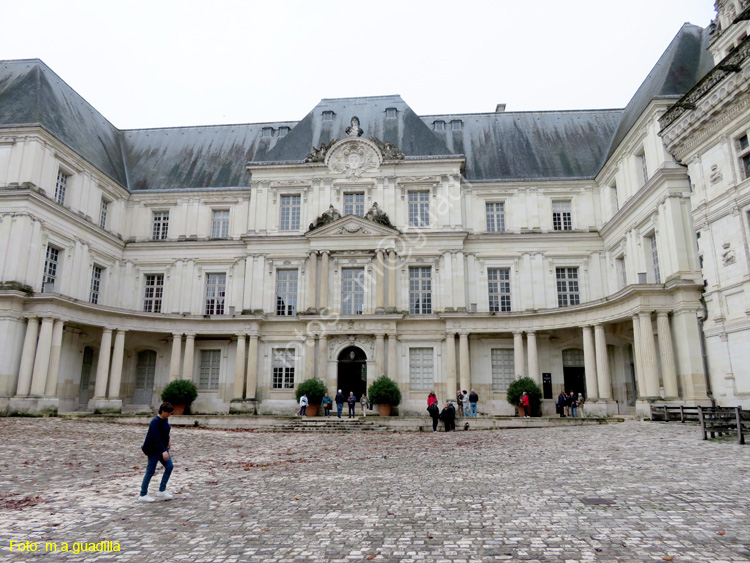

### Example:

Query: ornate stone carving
xmin=722 ymin=242 xmax=736 ymax=266
xmin=308 ymin=205 xmax=342 ymax=231
xmin=364 ymin=202 xmax=394 ymax=228
xmin=710 ymin=164 xmax=724 ymax=184
xmin=346 ymin=116 xmax=363 ymax=137
xmin=325 ymin=138 xmax=383 ymax=179
xmin=305 ymin=139 xmax=337 ymax=163
xmin=370 ymin=136 xmax=405 ymax=160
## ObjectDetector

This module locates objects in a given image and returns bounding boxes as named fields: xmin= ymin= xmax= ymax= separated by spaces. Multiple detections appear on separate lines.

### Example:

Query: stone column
xmin=639 ymin=312 xmax=660 ymax=397
xmin=183 ymin=333 xmax=195 ymax=382
xmin=375 ymin=333 xmax=385 ymax=379
xmin=513 ymin=331 xmax=525 ymax=379
xmin=526 ymin=331 xmax=539 ymax=385
xmin=388 ymin=333 xmax=398 ymax=385
xmin=304 ymin=335 xmax=315 ymax=380
xmin=375 ymin=250 xmax=385 ymax=311
xmin=582 ymin=326 xmax=599 ymax=400
xmin=318 ymin=334 xmax=329 ymax=386
xmin=93 ymin=328 xmax=113 ymax=397
xmin=44 ymin=320 xmax=65 ymax=397
xmin=30 ymin=318 xmax=55 ymax=396
xmin=445 ymin=332 xmax=457 ymax=395
xmin=306 ymin=252 xmax=317 ymax=311
xmin=246 ymin=334 xmax=259 ymax=399
xmin=169 ymin=333 xmax=182 ymax=381
xmin=107 ymin=329 xmax=126 ymax=399
xmin=656 ymin=312 xmax=679 ymax=398
xmin=594 ymin=324 xmax=612 ymax=400
xmin=459 ymin=332 xmax=471 ymax=392
xmin=320 ymin=251 xmax=330 ymax=309
xmin=16 ymin=317 xmax=39 ymax=396
xmin=632 ymin=315 xmax=646 ymax=398
xmin=388 ymin=250 xmax=397 ymax=309
xmin=233 ymin=334 xmax=246 ymax=399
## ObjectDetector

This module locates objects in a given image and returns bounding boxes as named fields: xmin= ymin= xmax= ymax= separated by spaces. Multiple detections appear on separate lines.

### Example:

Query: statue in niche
xmin=370 ymin=136 xmax=405 ymax=160
xmin=307 ymin=204 xmax=342 ymax=231
xmin=346 ymin=116 xmax=363 ymax=137
xmin=304 ymin=139 xmax=337 ymax=163
xmin=364 ymin=202 xmax=394 ymax=228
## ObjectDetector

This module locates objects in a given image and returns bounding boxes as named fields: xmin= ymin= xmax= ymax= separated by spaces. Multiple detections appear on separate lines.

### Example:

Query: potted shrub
xmin=295 ymin=377 xmax=327 ymax=417
xmin=368 ymin=376 xmax=402 ymax=416
xmin=161 ymin=380 xmax=198 ymax=415
xmin=506 ymin=377 xmax=543 ymax=417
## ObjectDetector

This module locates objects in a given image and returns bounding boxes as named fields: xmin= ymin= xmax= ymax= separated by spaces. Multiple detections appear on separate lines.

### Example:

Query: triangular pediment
xmin=306 ymin=214 xmax=400 ymax=238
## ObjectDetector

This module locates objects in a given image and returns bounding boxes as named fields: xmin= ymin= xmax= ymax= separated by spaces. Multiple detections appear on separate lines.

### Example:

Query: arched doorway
xmin=337 ymin=346 xmax=367 ymax=399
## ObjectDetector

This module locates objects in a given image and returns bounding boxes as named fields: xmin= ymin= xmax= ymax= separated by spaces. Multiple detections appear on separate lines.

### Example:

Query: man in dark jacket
xmin=557 ymin=391 xmax=567 ymax=417
xmin=468 ymin=389 xmax=479 ymax=418
xmin=440 ymin=402 xmax=456 ymax=432
xmin=347 ymin=391 xmax=357 ymax=418
xmin=335 ymin=389 xmax=345 ymax=418
xmin=427 ymin=401 xmax=440 ymax=432
xmin=139 ymin=402 xmax=174 ymax=502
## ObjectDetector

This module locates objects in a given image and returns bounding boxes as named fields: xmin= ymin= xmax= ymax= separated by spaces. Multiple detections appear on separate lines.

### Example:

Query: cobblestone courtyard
xmin=0 ymin=419 xmax=749 ymax=562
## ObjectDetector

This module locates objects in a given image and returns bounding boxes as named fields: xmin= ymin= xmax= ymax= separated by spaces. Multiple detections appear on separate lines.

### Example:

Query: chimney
xmin=495 ymin=103 xmax=506 ymax=113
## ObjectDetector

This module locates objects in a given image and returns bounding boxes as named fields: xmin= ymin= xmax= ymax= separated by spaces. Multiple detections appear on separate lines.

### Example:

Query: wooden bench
xmin=698 ymin=406 xmax=749 ymax=445
xmin=650 ymin=405 xmax=700 ymax=423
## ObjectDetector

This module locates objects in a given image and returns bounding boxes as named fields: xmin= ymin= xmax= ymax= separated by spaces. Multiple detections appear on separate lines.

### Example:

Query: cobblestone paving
xmin=1 ymin=419 xmax=749 ymax=562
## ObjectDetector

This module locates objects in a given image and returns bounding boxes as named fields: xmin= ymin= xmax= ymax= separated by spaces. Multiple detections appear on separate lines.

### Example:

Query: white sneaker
xmin=155 ymin=490 xmax=173 ymax=500
xmin=138 ymin=494 xmax=155 ymax=503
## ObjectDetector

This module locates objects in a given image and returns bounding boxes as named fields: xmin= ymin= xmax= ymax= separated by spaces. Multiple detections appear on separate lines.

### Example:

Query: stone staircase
xmin=263 ymin=417 xmax=391 ymax=433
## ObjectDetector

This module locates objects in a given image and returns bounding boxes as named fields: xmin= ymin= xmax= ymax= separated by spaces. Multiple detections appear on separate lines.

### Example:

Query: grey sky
xmin=2 ymin=0 xmax=716 ymax=129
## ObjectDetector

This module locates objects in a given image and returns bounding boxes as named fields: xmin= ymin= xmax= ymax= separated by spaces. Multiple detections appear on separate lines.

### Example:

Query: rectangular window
xmin=89 ymin=265 xmax=102 ymax=304
xmin=343 ymin=193 xmax=365 ymax=217
xmin=486 ymin=202 xmax=506 ymax=232
xmin=199 ymin=350 xmax=221 ymax=390
xmin=143 ymin=274 xmax=164 ymax=313
xmin=409 ymin=348 xmax=434 ymax=390
xmin=205 ymin=273 xmax=226 ymax=315
xmin=640 ymin=152 xmax=649 ymax=185
xmin=280 ymin=195 xmax=301 ymax=230
xmin=738 ymin=135 xmax=750 ymax=179
xmin=491 ymin=349 xmax=515 ymax=391
xmin=556 ymin=267 xmax=580 ymax=307
xmin=386 ymin=107 xmax=398 ymax=119
xmin=42 ymin=245 xmax=60 ymax=292
xmin=488 ymin=268 xmax=511 ymax=312
xmin=408 ymin=191 xmax=430 ymax=227
xmin=409 ymin=266 xmax=432 ymax=314
xmin=552 ymin=201 xmax=572 ymax=231
xmin=272 ymin=349 xmax=295 ymax=389
xmin=152 ymin=211 xmax=169 ymax=240
xmin=276 ymin=269 xmax=298 ymax=316
xmin=433 ymin=121 xmax=445 ymax=131
xmin=341 ymin=268 xmax=365 ymax=315
xmin=451 ymin=120 xmax=463 ymax=130
xmin=261 ymin=127 xmax=273 ymax=137
xmin=54 ymin=169 xmax=68 ymax=205
xmin=278 ymin=126 xmax=290 ymax=137
xmin=322 ymin=111 xmax=334 ymax=121
xmin=211 ymin=209 xmax=230 ymax=238
xmin=610 ymin=183 xmax=619 ymax=213
xmin=99 ymin=199 xmax=109 ymax=229
xmin=649 ymin=235 xmax=661 ymax=284
xmin=616 ymin=257 xmax=626 ymax=290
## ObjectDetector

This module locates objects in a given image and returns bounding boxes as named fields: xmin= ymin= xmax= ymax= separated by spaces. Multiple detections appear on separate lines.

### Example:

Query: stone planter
xmin=172 ymin=404 xmax=186 ymax=416
xmin=307 ymin=404 xmax=319 ymax=417
xmin=517 ymin=405 xmax=525 ymax=418
xmin=378 ymin=404 xmax=392 ymax=417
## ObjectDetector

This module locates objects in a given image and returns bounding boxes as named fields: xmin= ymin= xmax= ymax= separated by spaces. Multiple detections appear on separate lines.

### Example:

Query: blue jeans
xmin=299 ymin=405 xmax=307 ymax=416
xmin=140 ymin=451 xmax=173 ymax=496
xmin=571 ymin=406 xmax=577 ymax=418
xmin=324 ymin=406 xmax=331 ymax=417
xmin=348 ymin=403 xmax=356 ymax=417
xmin=470 ymin=403 xmax=477 ymax=417
xmin=336 ymin=403 xmax=343 ymax=418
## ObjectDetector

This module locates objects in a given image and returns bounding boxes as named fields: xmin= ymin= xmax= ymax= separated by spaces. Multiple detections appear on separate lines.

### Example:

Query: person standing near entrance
xmin=360 ymin=393 xmax=368 ymax=417
xmin=298 ymin=393 xmax=308 ymax=417
xmin=322 ymin=393 xmax=333 ymax=418
xmin=456 ymin=390 xmax=464 ymax=417
xmin=577 ymin=392 xmax=585 ymax=416
xmin=427 ymin=391 xmax=438 ymax=407
xmin=462 ymin=390 xmax=470 ymax=417
xmin=427 ymin=400 xmax=440 ymax=432
xmin=440 ymin=402 xmax=456 ymax=431
xmin=335 ymin=389 xmax=345 ymax=418
xmin=557 ymin=390 xmax=567 ymax=417
xmin=347 ymin=391 xmax=357 ymax=418
xmin=138 ymin=402 xmax=174 ymax=503
xmin=521 ymin=391 xmax=530 ymax=418
xmin=569 ymin=391 xmax=578 ymax=418
xmin=469 ymin=389 xmax=479 ymax=417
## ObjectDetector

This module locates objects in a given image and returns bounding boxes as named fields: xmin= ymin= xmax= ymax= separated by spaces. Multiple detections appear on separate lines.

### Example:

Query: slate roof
xmin=0 ymin=24 xmax=715 ymax=190
xmin=605 ymin=23 xmax=714 ymax=160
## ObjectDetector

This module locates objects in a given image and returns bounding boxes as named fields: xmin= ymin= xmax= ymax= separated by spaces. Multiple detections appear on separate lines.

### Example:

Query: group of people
xmin=305 ymin=390 xmax=368 ymax=418
xmin=557 ymin=390 xmax=584 ymax=417
xmin=426 ymin=389 xmax=479 ymax=432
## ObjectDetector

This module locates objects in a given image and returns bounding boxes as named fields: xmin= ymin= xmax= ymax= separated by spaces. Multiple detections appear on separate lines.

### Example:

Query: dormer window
xmin=261 ymin=127 xmax=274 ymax=138
xmin=433 ymin=120 xmax=445 ymax=131
xmin=386 ymin=107 xmax=398 ymax=119
xmin=278 ymin=126 xmax=290 ymax=137
xmin=322 ymin=111 xmax=335 ymax=121
xmin=451 ymin=120 xmax=463 ymax=130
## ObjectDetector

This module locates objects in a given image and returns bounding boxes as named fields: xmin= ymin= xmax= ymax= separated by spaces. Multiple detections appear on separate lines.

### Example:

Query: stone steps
xmin=262 ymin=418 xmax=391 ymax=433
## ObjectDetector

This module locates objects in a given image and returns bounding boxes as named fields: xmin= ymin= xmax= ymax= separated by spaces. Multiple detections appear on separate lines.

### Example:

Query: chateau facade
xmin=1 ymin=1 xmax=749 ymax=416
